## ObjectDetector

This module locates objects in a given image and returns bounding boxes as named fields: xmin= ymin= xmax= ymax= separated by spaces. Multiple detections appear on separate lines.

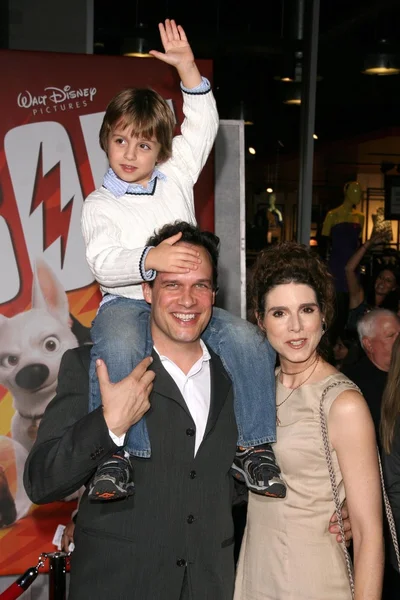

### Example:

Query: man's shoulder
xmin=341 ymin=354 xmax=370 ymax=379
xmin=342 ymin=354 xmax=386 ymax=387
xmin=62 ymin=344 xmax=92 ymax=374
xmin=207 ymin=346 xmax=232 ymax=385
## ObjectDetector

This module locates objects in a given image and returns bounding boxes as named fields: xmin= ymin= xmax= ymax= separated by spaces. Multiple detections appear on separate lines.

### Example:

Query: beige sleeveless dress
xmin=234 ymin=373 xmax=355 ymax=600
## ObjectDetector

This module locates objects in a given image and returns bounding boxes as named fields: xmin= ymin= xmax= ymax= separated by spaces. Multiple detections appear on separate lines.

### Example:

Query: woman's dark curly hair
xmin=248 ymin=242 xmax=336 ymax=355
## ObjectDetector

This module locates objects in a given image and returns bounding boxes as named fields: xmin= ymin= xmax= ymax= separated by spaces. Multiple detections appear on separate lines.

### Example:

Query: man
xmin=343 ymin=308 xmax=400 ymax=440
xmin=24 ymin=221 xmax=238 ymax=599
xmin=24 ymin=221 xmax=351 ymax=600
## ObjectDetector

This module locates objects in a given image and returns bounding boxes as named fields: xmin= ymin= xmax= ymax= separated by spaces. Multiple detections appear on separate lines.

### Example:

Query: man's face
xmin=142 ymin=244 xmax=215 ymax=354
xmin=364 ymin=315 xmax=400 ymax=371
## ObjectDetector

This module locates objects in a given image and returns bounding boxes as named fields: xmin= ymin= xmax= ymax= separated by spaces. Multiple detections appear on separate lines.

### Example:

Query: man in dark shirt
xmin=343 ymin=309 xmax=400 ymax=599
xmin=343 ymin=308 xmax=400 ymax=441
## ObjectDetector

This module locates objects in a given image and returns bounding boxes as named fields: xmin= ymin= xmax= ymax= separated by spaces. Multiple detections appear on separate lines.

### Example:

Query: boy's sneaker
xmin=88 ymin=453 xmax=135 ymax=501
xmin=231 ymin=444 xmax=287 ymax=498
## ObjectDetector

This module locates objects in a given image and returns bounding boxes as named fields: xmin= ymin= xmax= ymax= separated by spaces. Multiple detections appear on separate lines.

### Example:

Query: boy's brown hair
xmin=99 ymin=88 xmax=175 ymax=163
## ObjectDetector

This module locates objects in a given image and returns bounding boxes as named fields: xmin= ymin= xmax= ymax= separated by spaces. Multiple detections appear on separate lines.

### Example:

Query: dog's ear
xmin=32 ymin=259 xmax=70 ymax=326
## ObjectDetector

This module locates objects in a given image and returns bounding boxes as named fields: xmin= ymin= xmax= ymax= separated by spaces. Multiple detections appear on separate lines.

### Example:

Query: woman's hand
xmin=61 ymin=520 xmax=75 ymax=552
xmin=367 ymin=232 xmax=386 ymax=247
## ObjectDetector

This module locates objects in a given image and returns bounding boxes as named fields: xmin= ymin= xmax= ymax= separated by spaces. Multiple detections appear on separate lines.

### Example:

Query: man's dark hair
xmin=146 ymin=221 xmax=220 ymax=290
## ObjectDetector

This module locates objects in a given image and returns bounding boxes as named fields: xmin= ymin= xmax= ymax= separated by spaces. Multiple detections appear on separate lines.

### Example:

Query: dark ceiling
xmin=94 ymin=0 xmax=400 ymax=156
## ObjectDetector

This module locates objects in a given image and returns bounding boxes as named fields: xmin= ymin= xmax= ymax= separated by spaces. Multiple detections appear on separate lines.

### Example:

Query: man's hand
xmin=98 ymin=357 xmax=155 ymax=438
xmin=329 ymin=503 xmax=352 ymax=547
xmin=61 ymin=520 xmax=75 ymax=553
xmin=149 ymin=19 xmax=202 ymax=89
xmin=145 ymin=233 xmax=201 ymax=273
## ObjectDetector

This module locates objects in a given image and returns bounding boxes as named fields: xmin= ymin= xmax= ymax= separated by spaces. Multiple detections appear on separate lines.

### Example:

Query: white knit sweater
xmin=81 ymin=88 xmax=219 ymax=300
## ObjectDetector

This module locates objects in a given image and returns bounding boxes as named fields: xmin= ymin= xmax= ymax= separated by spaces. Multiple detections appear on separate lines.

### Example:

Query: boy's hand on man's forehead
xmin=145 ymin=233 xmax=202 ymax=275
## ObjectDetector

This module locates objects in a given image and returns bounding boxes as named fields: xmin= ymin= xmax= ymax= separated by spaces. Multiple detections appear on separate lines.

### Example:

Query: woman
xmin=332 ymin=331 xmax=362 ymax=372
xmin=345 ymin=233 xmax=399 ymax=332
xmin=380 ymin=334 xmax=400 ymax=578
xmin=234 ymin=242 xmax=383 ymax=600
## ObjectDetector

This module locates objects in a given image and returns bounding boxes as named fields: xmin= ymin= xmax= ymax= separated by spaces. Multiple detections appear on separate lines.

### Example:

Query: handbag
xmin=320 ymin=380 xmax=400 ymax=599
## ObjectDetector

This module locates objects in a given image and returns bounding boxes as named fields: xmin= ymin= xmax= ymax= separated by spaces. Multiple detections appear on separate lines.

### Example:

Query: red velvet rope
xmin=0 ymin=567 xmax=38 ymax=600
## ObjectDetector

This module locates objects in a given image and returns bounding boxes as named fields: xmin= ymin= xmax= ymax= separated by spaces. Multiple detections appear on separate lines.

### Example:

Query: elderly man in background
xmin=343 ymin=308 xmax=400 ymax=442
xmin=343 ymin=308 xmax=400 ymax=600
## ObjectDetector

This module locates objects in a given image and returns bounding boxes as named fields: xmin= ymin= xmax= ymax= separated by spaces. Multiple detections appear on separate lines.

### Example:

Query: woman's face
xmin=333 ymin=337 xmax=349 ymax=362
xmin=375 ymin=269 xmax=397 ymax=297
xmin=260 ymin=283 xmax=323 ymax=363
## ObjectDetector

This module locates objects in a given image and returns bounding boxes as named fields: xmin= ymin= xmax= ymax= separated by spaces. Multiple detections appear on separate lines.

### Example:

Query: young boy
xmin=82 ymin=19 xmax=285 ymax=501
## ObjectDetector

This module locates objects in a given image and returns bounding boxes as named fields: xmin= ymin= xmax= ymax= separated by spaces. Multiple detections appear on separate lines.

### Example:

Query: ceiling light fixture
xmin=362 ymin=39 xmax=400 ymax=76
xmin=122 ymin=34 xmax=153 ymax=58
xmin=239 ymin=101 xmax=254 ymax=126
xmin=274 ymin=49 xmax=302 ymax=83
xmin=277 ymin=0 xmax=322 ymax=106
xmin=122 ymin=2 xmax=153 ymax=58
xmin=282 ymin=80 xmax=302 ymax=105
xmin=249 ymin=147 xmax=256 ymax=155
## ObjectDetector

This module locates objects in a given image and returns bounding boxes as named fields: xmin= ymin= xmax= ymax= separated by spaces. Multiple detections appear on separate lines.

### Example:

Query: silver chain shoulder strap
xmin=320 ymin=379 xmax=400 ymax=598
xmin=319 ymin=380 xmax=356 ymax=598
xmin=377 ymin=451 xmax=400 ymax=568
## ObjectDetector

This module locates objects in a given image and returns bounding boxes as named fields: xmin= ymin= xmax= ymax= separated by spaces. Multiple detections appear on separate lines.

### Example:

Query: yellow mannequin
xmin=321 ymin=181 xmax=365 ymax=296
xmin=321 ymin=181 xmax=364 ymax=237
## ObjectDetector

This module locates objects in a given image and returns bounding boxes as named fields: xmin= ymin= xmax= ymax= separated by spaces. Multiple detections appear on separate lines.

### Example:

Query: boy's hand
xmin=149 ymin=19 xmax=202 ymax=89
xmin=145 ymin=232 xmax=202 ymax=273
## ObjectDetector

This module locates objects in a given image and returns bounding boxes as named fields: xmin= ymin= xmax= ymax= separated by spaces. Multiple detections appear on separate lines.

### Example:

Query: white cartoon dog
xmin=0 ymin=259 xmax=79 ymax=452
xmin=0 ymin=259 xmax=83 ymax=526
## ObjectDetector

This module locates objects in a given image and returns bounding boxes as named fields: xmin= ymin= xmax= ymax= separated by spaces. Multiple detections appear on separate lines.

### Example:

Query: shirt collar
xmin=103 ymin=167 xmax=167 ymax=198
xmin=155 ymin=339 xmax=211 ymax=367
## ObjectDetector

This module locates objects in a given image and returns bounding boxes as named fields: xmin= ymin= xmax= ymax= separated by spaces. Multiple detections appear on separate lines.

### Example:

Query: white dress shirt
xmin=109 ymin=340 xmax=211 ymax=456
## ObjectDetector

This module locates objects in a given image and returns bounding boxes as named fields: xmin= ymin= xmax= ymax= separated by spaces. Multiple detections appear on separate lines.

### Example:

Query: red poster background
xmin=0 ymin=49 xmax=214 ymax=575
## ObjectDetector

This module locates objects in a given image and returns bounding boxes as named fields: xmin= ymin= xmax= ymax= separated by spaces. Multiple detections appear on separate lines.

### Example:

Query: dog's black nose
xmin=15 ymin=364 xmax=50 ymax=390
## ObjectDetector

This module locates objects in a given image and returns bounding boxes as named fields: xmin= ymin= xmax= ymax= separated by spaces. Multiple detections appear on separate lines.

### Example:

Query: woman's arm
xmin=345 ymin=241 xmax=371 ymax=309
xmin=329 ymin=389 xmax=384 ymax=600
xmin=345 ymin=234 xmax=385 ymax=309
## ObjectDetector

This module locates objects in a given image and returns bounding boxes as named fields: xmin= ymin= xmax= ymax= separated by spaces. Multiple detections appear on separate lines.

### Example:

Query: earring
xmin=322 ymin=319 xmax=327 ymax=333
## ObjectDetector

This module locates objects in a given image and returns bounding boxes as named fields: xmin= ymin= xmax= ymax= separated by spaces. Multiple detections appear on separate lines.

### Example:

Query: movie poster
xmin=0 ymin=48 xmax=213 ymax=576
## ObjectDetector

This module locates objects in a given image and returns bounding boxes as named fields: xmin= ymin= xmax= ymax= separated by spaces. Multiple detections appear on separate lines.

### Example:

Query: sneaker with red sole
xmin=231 ymin=443 xmax=287 ymax=498
xmin=88 ymin=452 xmax=135 ymax=501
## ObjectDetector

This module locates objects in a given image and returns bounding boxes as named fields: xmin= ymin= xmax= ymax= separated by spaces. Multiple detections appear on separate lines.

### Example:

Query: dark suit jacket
xmin=24 ymin=345 xmax=238 ymax=600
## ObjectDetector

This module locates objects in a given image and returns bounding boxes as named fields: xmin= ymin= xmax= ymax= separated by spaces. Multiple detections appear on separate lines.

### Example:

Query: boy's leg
xmin=88 ymin=297 xmax=152 ymax=501
xmin=202 ymin=307 xmax=286 ymax=498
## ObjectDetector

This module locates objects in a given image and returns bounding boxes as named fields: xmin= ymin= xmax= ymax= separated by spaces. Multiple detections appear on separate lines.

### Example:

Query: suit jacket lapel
xmin=149 ymin=348 xmax=232 ymax=434
xmin=150 ymin=350 xmax=192 ymax=418
xmin=203 ymin=348 xmax=232 ymax=439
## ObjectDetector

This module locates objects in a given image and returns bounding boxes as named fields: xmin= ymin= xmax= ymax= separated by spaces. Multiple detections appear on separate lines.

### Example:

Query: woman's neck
xmin=374 ymin=292 xmax=385 ymax=306
xmin=279 ymin=352 xmax=320 ymax=388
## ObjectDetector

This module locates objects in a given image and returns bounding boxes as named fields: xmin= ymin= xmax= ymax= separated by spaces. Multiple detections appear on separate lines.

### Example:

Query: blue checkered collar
xmin=103 ymin=167 xmax=167 ymax=198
